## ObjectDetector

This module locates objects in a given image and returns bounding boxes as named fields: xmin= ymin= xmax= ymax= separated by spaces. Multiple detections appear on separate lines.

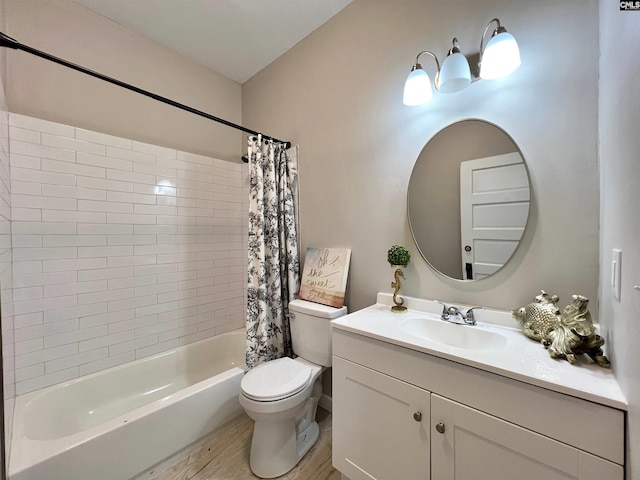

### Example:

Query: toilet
xmin=239 ymin=298 xmax=347 ymax=478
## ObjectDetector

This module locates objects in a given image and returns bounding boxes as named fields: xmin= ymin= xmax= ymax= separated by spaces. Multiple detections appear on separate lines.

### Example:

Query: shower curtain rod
xmin=0 ymin=32 xmax=291 ymax=158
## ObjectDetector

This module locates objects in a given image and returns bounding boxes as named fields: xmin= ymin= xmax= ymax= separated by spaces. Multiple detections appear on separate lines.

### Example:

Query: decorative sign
xmin=299 ymin=247 xmax=351 ymax=308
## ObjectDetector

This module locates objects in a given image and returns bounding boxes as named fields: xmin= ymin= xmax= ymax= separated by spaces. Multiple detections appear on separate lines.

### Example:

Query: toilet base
xmin=246 ymin=376 xmax=323 ymax=478
xmin=297 ymin=421 xmax=320 ymax=459
xmin=249 ymin=418 xmax=320 ymax=478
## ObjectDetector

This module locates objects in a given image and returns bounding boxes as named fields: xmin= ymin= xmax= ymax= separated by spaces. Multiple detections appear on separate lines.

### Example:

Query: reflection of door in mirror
xmin=460 ymin=153 xmax=530 ymax=280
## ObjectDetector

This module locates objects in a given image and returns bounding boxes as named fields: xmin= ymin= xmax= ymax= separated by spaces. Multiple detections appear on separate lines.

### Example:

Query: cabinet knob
xmin=436 ymin=422 xmax=445 ymax=434
xmin=413 ymin=411 xmax=422 ymax=422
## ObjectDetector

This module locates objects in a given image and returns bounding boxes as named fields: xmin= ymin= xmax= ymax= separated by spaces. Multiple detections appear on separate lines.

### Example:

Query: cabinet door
xmin=431 ymin=394 xmax=623 ymax=480
xmin=333 ymin=356 xmax=430 ymax=480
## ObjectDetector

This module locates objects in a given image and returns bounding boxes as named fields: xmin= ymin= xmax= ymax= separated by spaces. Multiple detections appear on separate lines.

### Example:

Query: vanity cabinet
xmin=332 ymin=329 xmax=625 ymax=480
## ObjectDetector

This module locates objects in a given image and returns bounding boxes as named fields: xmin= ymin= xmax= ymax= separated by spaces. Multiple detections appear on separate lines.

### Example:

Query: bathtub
xmin=9 ymin=328 xmax=247 ymax=480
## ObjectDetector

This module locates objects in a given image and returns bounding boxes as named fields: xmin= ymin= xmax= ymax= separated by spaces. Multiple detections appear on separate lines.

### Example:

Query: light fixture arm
xmin=413 ymin=50 xmax=441 ymax=73
xmin=480 ymin=18 xmax=504 ymax=56
xmin=448 ymin=38 xmax=461 ymax=56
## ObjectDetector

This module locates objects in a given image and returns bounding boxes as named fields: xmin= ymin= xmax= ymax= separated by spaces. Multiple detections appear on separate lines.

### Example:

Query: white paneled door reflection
xmin=460 ymin=153 xmax=529 ymax=280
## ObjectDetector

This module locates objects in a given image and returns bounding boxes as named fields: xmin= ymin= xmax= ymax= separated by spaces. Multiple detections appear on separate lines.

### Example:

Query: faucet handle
xmin=463 ymin=306 xmax=484 ymax=324
xmin=432 ymin=300 xmax=449 ymax=315
xmin=433 ymin=300 xmax=463 ymax=322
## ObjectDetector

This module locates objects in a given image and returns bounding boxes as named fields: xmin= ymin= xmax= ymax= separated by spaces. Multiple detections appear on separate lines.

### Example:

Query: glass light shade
xmin=480 ymin=31 xmax=521 ymax=80
xmin=403 ymin=68 xmax=433 ymax=106
xmin=438 ymin=52 xmax=471 ymax=93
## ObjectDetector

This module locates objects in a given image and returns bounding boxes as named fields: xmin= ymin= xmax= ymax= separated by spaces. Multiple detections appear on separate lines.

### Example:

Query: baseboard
xmin=319 ymin=393 xmax=332 ymax=413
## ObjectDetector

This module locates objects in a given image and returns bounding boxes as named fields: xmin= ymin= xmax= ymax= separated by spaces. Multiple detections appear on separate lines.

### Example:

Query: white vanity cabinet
xmin=332 ymin=328 xmax=625 ymax=480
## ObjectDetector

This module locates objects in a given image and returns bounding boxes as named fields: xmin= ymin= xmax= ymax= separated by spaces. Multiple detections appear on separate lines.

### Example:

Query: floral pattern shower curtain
xmin=246 ymin=135 xmax=300 ymax=369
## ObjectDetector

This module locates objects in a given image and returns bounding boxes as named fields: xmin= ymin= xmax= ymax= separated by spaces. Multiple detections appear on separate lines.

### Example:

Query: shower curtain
xmin=246 ymin=135 xmax=300 ymax=369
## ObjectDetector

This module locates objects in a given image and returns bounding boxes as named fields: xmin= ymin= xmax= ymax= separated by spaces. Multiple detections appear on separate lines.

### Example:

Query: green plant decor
xmin=387 ymin=245 xmax=411 ymax=267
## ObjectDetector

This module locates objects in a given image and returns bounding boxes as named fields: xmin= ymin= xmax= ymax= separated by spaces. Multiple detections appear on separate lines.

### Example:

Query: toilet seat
xmin=241 ymin=357 xmax=312 ymax=402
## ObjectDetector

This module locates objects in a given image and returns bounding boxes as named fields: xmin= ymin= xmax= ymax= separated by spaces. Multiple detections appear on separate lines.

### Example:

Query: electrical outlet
xmin=612 ymin=249 xmax=622 ymax=301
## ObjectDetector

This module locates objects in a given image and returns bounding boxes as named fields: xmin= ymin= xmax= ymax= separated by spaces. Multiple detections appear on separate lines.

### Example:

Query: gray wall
xmin=4 ymin=0 xmax=243 ymax=163
xmin=599 ymin=3 xmax=640 ymax=478
xmin=243 ymin=0 xmax=600 ymax=314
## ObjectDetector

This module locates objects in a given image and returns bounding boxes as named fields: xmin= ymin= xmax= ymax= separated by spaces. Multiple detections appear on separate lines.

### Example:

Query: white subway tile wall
xmin=1 ymin=106 xmax=15 ymax=466
xmin=1 ymin=110 xmax=13 ymax=403
xmin=8 ymin=113 xmax=248 ymax=395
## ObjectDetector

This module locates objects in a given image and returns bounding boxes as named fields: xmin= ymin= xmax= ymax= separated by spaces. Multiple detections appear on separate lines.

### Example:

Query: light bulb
xmin=403 ymin=67 xmax=433 ymax=106
xmin=480 ymin=31 xmax=521 ymax=80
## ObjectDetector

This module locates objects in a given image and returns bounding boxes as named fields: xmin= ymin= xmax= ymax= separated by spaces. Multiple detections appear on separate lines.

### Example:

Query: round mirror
xmin=408 ymin=119 xmax=530 ymax=281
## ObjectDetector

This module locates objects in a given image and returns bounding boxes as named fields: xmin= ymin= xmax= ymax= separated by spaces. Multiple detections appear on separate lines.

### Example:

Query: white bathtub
xmin=9 ymin=328 xmax=247 ymax=480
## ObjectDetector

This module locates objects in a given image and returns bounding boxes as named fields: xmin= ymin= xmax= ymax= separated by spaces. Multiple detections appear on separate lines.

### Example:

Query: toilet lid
xmin=241 ymin=357 xmax=312 ymax=401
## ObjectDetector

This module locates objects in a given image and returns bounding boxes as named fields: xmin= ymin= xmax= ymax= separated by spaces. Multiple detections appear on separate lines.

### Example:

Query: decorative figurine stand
xmin=387 ymin=245 xmax=411 ymax=314
xmin=391 ymin=266 xmax=407 ymax=313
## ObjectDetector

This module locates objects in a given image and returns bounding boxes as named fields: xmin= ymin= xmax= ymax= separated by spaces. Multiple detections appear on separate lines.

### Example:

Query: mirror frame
xmin=407 ymin=119 xmax=531 ymax=282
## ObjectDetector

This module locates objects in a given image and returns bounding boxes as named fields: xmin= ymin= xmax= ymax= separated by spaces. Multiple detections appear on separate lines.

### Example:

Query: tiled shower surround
xmin=8 ymin=113 xmax=248 ymax=396
xmin=1 ymin=112 xmax=12 ymax=414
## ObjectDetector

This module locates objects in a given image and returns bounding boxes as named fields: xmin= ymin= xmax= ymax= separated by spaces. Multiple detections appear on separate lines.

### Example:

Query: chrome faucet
xmin=433 ymin=301 xmax=484 ymax=326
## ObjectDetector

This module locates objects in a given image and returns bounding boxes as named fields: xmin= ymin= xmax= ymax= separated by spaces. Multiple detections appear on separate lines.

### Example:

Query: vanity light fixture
xmin=402 ymin=18 xmax=520 ymax=106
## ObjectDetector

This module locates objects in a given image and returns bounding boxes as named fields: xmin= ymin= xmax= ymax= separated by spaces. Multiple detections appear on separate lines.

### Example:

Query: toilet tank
xmin=288 ymin=299 xmax=347 ymax=367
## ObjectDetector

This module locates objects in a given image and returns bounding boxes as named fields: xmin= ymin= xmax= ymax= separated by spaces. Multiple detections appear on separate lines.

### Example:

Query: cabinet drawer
xmin=333 ymin=329 xmax=625 ymax=465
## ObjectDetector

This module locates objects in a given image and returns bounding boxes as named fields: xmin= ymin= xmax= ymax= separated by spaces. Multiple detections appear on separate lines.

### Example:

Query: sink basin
xmin=398 ymin=316 xmax=507 ymax=351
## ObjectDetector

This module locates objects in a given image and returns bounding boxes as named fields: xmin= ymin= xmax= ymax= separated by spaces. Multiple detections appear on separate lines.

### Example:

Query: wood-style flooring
xmin=152 ymin=409 xmax=340 ymax=480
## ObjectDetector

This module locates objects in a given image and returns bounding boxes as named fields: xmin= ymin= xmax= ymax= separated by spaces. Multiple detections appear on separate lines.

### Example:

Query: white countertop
xmin=331 ymin=293 xmax=627 ymax=410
